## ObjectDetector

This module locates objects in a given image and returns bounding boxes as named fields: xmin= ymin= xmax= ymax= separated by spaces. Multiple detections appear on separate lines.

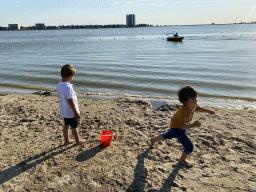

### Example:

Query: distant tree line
xmin=0 ymin=24 xmax=151 ymax=31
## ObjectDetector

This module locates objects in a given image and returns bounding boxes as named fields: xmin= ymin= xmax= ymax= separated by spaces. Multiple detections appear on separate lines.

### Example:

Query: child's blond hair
xmin=61 ymin=64 xmax=76 ymax=78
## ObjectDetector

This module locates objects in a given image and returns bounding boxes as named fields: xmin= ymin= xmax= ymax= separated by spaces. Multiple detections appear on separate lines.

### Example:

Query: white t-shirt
xmin=57 ymin=81 xmax=80 ymax=118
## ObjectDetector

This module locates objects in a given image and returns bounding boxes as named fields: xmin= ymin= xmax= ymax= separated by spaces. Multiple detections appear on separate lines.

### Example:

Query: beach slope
xmin=0 ymin=94 xmax=255 ymax=191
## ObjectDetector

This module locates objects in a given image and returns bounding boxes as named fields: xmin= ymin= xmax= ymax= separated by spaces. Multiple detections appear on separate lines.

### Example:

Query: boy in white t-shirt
xmin=57 ymin=64 xmax=84 ymax=145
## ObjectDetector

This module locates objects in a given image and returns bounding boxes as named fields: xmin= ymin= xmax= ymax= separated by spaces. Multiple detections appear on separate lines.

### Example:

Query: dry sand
xmin=0 ymin=93 xmax=255 ymax=192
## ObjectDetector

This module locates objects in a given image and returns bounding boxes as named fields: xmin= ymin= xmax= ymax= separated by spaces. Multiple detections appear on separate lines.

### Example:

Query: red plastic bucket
xmin=100 ymin=131 xmax=115 ymax=146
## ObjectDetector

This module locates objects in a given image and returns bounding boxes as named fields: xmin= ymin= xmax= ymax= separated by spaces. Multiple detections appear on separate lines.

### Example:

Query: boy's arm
xmin=68 ymin=99 xmax=80 ymax=120
xmin=180 ymin=120 xmax=201 ymax=130
xmin=198 ymin=107 xmax=215 ymax=115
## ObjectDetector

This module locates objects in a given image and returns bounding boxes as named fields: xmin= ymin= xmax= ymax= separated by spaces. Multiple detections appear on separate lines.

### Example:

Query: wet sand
xmin=0 ymin=93 xmax=255 ymax=191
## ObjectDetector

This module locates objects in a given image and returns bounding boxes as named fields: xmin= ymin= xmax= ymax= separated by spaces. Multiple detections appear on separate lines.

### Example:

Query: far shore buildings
xmin=8 ymin=24 xmax=20 ymax=30
xmin=0 ymin=15 xmax=148 ymax=31
xmin=35 ymin=23 xmax=46 ymax=30
xmin=126 ymin=14 xmax=135 ymax=27
xmin=0 ymin=26 xmax=8 ymax=30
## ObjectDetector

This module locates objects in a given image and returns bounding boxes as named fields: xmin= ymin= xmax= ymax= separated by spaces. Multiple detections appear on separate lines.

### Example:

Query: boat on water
xmin=166 ymin=33 xmax=184 ymax=42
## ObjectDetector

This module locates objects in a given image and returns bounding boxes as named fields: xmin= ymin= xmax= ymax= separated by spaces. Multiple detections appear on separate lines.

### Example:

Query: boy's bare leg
xmin=150 ymin=135 xmax=164 ymax=149
xmin=63 ymin=125 xmax=74 ymax=145
xmin=72 ymin=128 xmax=85 ymax=145
xmin=179 ymin=151 xmax=193 ymax=167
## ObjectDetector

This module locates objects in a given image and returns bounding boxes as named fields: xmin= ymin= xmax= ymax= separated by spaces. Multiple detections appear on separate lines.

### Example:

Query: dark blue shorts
xmin=64 ymin=117 xmax=80 ymax=128
xmin=162 ymin=128 xmax=194 ymax=155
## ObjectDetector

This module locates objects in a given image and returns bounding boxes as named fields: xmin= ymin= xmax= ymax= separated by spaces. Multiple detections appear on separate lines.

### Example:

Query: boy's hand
xmin=208 ymin=110 xmax=215 ymax=115
xmin=193 ymin=120 xmax=201 ymax=127
xmin=75 ymin=113 xmax=80 ymax=120
xmin=68 ymin=99 xmax=80 ymax=120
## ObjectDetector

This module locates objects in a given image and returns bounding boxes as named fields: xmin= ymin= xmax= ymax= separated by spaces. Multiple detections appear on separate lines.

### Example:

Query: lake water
xmin=0 ymin=24 xmax=256 ymax=105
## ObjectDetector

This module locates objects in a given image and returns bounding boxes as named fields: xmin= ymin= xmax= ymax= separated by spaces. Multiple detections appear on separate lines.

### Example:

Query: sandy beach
xmin=0 ymin=93 xmax=255 ymax=192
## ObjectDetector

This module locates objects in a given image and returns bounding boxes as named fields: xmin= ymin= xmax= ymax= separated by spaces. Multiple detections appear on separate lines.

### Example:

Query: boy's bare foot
xmin=75 ymin=140 xmax=86 ymax=146
xmin=64 ymin=140 xmax=75 ymax=146
xmin=179 ymin=160 xmax=193 ymax=168
xmin=149 ymin=139 xmax=154 ymax=149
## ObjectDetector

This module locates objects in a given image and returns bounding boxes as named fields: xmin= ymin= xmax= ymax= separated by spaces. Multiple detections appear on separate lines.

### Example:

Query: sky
xmin=1 ymin=0 xmax=256 ymax=27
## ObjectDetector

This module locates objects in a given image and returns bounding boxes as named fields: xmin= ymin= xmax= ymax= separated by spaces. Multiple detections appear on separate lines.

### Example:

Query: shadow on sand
xmin=127 ymin=149 xmax=150 ymax=192
xmin=76 ymin=144 xmax=106 ymax=162
xmin=148 ymin=164 xmax=184 ymax=192
xmin=0 ymin=144 xmax=76 ymax=185
xmin=127 ymin=148 xmax=184 ymax=192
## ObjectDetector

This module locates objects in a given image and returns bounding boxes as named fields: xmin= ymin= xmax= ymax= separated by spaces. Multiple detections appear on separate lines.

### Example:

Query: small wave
xmin=24 ymin=52 xmax=36 ymax=54
xmin=0 ymin=83 xmax=55 ymax=91
xmin=224 ymin=38 xmax=240 ymax=40
xmin=79 ymin=92 xmax=256 ymax=110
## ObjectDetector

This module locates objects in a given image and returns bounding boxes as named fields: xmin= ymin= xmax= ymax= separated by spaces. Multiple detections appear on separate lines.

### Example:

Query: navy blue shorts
xmin=64 ymin=117 xmax=80 ymax=128
xmin=162 ymin=128 xmax=194 ymax=155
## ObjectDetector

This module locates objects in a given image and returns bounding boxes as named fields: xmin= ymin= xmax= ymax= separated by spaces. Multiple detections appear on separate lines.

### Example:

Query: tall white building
xmin=126 ymin=14 xmax=135 ymax=27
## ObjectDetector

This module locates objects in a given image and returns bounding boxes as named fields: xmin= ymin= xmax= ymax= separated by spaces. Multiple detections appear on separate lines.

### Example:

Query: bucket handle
xmin=100 ymin=132 xmax=115 ymax=137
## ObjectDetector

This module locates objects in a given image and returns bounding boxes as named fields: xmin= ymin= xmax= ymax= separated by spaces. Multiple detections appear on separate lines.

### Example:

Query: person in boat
xmin=174 ymin=33 xmax=178 ymax=37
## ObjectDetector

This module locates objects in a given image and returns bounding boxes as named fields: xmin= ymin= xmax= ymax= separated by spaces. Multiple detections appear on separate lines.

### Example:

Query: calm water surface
xmin=0 ymin=24 xmax=256 ymax=100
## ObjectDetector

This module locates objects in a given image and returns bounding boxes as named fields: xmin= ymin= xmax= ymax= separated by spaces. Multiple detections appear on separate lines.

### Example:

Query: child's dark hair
xmin=61 ymin=64 xmax=76 ymax=78
xmin=178 ymin=86 xmax=198 ymax=104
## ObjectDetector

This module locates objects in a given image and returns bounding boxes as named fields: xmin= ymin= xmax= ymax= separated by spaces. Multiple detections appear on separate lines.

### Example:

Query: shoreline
xmin=1 ymin=85 xmax=256 ymax=110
